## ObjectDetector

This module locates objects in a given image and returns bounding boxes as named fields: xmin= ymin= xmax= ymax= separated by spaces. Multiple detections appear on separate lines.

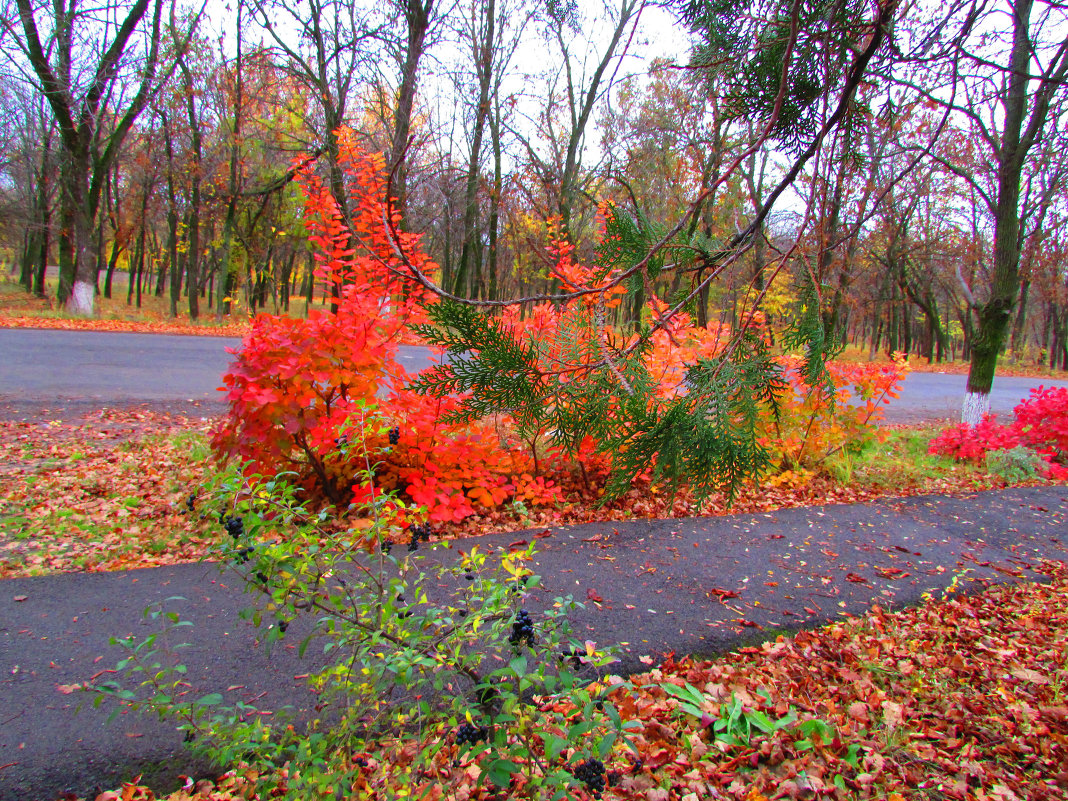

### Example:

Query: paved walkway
xmin=2 ymin=485 xmax=1067 ymax=801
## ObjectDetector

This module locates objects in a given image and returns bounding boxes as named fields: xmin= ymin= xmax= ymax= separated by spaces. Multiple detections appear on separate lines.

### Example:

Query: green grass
xmin=824 ymin=426 xmax=982 ymax=489
xmin=167 ymin=429 xmax=212 ymax=462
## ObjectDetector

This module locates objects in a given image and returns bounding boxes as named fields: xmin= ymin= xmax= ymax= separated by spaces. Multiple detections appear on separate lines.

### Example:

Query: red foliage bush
xmin=355 ymin=389 xmax=562 ymax=525
xmin=927 ymin=415 xmax=1021 ymax=464
xmin=927 ymin=386 xmax=1068 ymax=479
xmin=213 ymin=133 xmax=562 ymax=523
xmin=1012 ymin=386 xmax=1068 ymax=462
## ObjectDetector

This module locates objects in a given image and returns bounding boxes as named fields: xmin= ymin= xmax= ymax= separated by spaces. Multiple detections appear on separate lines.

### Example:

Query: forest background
xmin=2 ymin=0 xmax=1068 ymax=424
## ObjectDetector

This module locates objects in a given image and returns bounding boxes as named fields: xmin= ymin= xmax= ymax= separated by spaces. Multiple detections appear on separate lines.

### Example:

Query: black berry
xmin=455 ymin=721 xmax=489 ymax=746
xmin=388 ymin=426 xmax=400 ymax=445
xmin=408 ymin=522 xmax=432 ymax=543
xmin=508 ymin=609 xmax=535 ymax=647
xmin=224 ymin=515 xmax=244 ymax=539
xmin=573 ymin=758 xmax=606 ymax=795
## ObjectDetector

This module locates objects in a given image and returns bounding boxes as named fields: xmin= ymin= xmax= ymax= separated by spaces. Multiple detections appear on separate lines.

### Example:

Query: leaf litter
xmin=72 ymin=560 xmax=1068 ymax=800
xmin=0 ymin=410 xmax=221 ymax=577
xmin=0 ymin=410 xmax=1031 ymax=579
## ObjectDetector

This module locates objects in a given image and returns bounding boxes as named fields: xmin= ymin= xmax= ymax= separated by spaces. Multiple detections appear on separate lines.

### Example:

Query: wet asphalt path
xmin=1 ymin=485 xmax=1067 ymax=800
xmin=2 ymin=329 xmax=1068 ymax=422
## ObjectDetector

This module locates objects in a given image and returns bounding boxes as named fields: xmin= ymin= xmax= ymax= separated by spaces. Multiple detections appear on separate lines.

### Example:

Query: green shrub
xmin=97 ymin=413 xmax=634 ymax=799
xmin=984 ymin=445 xmax=1045 ymax=483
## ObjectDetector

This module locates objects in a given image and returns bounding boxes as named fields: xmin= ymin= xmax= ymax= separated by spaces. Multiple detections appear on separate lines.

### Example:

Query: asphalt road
xmin=2 ymin=328 xmax=1067 ymax=422
xmin=0 ymin=329 xmax=441 ymax=419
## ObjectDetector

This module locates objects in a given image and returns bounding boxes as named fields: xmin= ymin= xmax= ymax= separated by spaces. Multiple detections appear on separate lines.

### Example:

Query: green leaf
xmin=487 ymin=759 xmax=515 ymax=788
xmin=509 ymin=654 xmax=528 ymax=678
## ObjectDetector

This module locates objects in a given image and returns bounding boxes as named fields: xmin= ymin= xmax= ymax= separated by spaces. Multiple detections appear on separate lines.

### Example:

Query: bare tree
xmin=246 ymin=0 xmax=377 ymax=219
xmin=448 ymin=0 xmax=528 ymax=298
xmin=5 ymin=0 xmax=204 ymax=314
xmin=514 ymin=0 xmax=642 ymax=249
xmin=1 ymin=77 xmax=54 ymax=297
xmin=386 ymin=0 xmax=441 ymax=222
xmin=899 ymin=0 xmax=1068 ymax=421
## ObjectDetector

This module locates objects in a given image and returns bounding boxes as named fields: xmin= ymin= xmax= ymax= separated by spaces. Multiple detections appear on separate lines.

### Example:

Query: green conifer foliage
xmin=410 ymin=201 xmax=846 ymax=504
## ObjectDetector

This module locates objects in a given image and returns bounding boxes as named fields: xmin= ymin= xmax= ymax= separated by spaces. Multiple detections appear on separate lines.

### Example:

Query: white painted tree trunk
xmin=66 ymin=280 xmax=96 ymax=316
xmin=962 ymin=390 xmax=991 ymax=426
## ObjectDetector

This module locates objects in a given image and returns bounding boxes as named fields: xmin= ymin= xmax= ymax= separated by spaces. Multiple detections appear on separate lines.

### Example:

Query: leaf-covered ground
xmin=0 ymin=410 xmax=221 ymax=577
xmin=0 ymin=284 xmax=251 ymax=338
xmin=85 ymin=561 xmax=1068 ymax=801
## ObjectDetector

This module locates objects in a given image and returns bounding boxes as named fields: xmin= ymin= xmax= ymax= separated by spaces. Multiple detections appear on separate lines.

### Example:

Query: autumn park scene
xmin=3 ymin=0 xmax=1068 ymax=798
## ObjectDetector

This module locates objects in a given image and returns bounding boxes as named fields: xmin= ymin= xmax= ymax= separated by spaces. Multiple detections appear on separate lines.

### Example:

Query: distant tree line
xmin=1 ymin=0 xmax=1067 ymax=419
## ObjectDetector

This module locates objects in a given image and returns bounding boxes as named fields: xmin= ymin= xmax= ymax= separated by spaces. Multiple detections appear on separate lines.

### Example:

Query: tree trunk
xmin=1009 ymin=277 xmax=1030 ymax=361
xmin=389 ymin=0 xmax=434 ymax=224
xmin=217 ymin=5 xmax=243 ymax=320
xmin=963 ymin=0 xmax=1045 ymax=423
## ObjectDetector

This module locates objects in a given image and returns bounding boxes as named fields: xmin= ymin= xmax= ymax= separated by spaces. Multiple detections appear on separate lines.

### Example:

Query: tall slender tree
xmin=7 ymin=0 xmax=203 ymax=314
xmin=901 ymin=0 xmax=1068 ymax=421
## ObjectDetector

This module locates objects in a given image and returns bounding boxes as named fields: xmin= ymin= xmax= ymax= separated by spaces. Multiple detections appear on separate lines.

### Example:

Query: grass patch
xmin=825 ymin=426 xmax=986 ymax=490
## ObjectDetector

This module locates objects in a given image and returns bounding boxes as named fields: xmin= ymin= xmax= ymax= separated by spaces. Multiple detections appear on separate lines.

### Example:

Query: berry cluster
xmin=185 ymin=493 xmax=196 ymax=513
xmin=407 ymin=522 xmax=433 ymax=552
xmin=559 ymin=646 xmax=584 ymax=669
xmin=508 ymin=609 xmax=535 ymax=647
xmin=573 ymin=758 xmax=606 ymax=795
xmin=222 ymin=515 xmax=244 ymax=539
xmin=388 ymin=426 xmax=401 ymax=445
xmin=455 ymin=722 xmax=489 ymax=746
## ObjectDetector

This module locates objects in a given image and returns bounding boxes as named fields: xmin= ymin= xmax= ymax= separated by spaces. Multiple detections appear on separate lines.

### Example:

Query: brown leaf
xmin=847 ymin=701 xmax=870 ymax=724
xmin=1010 ymin=667 xmax=1050 ymax=685
xmin=882 ymin=700 xmax=904 ymax=726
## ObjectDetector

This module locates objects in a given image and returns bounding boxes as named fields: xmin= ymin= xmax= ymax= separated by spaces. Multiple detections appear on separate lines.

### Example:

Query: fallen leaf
xmin=1010 ymin=667 xmax=1050 ymax=685
xmin=847 ymin=701 xmax=870 ymax=723
xmin=708 ymin=587 xmax=740 ymax=601
xmin=882 ymin=700 xmax=904 ymax=726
